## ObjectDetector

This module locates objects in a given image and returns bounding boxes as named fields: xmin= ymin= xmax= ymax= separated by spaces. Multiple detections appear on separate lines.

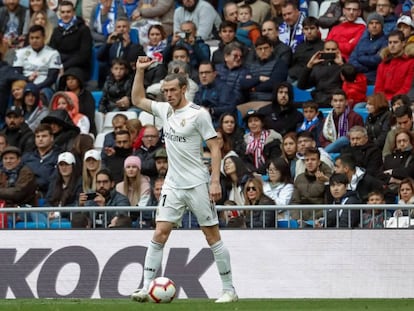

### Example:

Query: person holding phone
xmin=297 ymin=39 xmax=344 ymax=107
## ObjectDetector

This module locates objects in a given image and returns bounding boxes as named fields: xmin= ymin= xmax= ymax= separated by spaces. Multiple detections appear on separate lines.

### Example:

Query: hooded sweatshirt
xmin=50 ymin=91 xmax=90 ymax=134
xmin=22 ymin=83 xmax=49 ymax=132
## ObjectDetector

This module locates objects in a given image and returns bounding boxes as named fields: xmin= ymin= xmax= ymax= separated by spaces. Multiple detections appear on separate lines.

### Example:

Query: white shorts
xmin=156 ymin=183 xmax=219 ymax=227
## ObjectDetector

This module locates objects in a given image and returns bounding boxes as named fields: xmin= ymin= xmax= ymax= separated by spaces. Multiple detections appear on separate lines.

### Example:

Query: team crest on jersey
xmin=180 ymin=118 xmax=186 ymax=127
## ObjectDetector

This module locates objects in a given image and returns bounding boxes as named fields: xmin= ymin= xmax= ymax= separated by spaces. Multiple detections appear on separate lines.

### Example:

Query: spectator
xmin=295 ymin=131 xmax=333 ymax=178
xmin=290 ymin=147 xmax=332 ymax=224
xmin=260 ymin=19 xmax=292 ymax=66
xmin=0 ymin=133 xmax=8 ymax=155
xmin=134 ymin=125 xmax=163 ymax=178
xmin=265 ymin=0 xmax=285 ymax=26
xmin=163 ymin=20 xmax=210 ymax=73
xmin=45 ymin=151 xmax=82 ymax=221
xmin=258 ymin=81 xmax=303 ymax=136
xmin=13 ymin=24 xmax=62 ymax=100
xmin=296 ymin=101 xmax=324 ymax=144
xmin=340 ymin=63 xmax=367 ymax=109
xmin=243 ymin=176 xmax=275 ymax=228
xmin=9 ymin=80 xmax=26 ymax=109
xmin=99 ymin=58 xmax=136 ymax=115
xmin=58 ymin=67 xmax=97 ymax=136
xmin=238 ymin=0 xmax=271 ymax=25
xmin=145 ymin=24 xmax=167 ymax=63
xmin=194 ymin=61 xmax=239 ymax=127
xmin=153 ymin=147 xmax=168 ymax=180
xmin=318 ymin=0 xmax=345 ymax=29
xmin=374 ymin=30 xmax=414 ymax=101
xmin=126 ymin=118 xmax=143 ymax=152
xmin=362 ymin=190 xmax=385 ymax=228
xmin=70 ymin=133 xmax=94 ymax=172
xmin=340 ymin=125 xmax=384 ymax=177
xmin=49 ymin=0 xmax=92 ymax=83
xmin=173 ymin=0 xmax=221 ymax=40
xmin=89 ymin=0 xmax=126 ymax=47
xmin=364 ymin=93 xmax=392 ymax=149
xmin=0 ymin=146 xmax=37 ymax=208
xmin=50 ymin=91 xmax=90 ymax=134
xmin=262 ymin=157 xmax=294 ymax=219
xmin=381 ymin=129 xmax=414 ymax=193
xmin=394 ymin=177 xmax=414 ymax=217
xmin=22 ymin=0 xmax=57 ymax=36
xmin=333 ymin=153 xmax=390 ymax=203
xmin=40 ymin=109 xmax=81 ymax=152
xmin=21 ymin=83 xmax=48 ymax=132
xmin=278 ymin=0 xmax=305 ymax=52
xmin=82 ymin=149 xmax=101 ymax=193
xmin=236 ymin=4 xmax=261 ymax=47
xmin=389 ymin=94 xmax=412 ymax=128
xmin=97 ymin=16 xmax=146 ymax=81
xmin=223 ymin=2 xmax=238 ymax=24
xmin=240 ymin=36 xmax=288 ymax=102
xmin=217 ymin=112 xmax=246 ymax=158
xmin=212 ymin=21 xmax=246 ymax=66
xmin=222 ymin=155 xmax=252 ymax=207
xmin=28 ymin=10 xmax=53 ymax=45
xmin=79 ymin=168 xmax=131 ymax=227
xmin=102 ymin=113 xmax=128 ymax=159
xmin=1 ymin=105 xmax=34 ymax=154
xmin=325 ymin=172 xmax=361 ymax=228
xmin=319 ymin=89 xmax=364 ymax=153
xmin=281 ymin=132 xmax=298 ymax=178
xmin=116 ymin=155 xmax=151 ymax=207
xmin=108 ymin=214 xmax=133 ymax=228
xmin=288 ymin=16 xmax=324 ymax=83
xmin=0 ymin=0 xmax=26 ymax=49
xmin=102 ymin=129 xmax=132 ymax=183
xmin=244 ymin=109 xmax=282 ymax=173
xmin=141 ymin=176 xmax=164 ymax=228
xmin=376 ymin=0 xmax=398 ymax=36
xmin=297 ymin=40 xmax=344 ymax=107
xmin=383 ymin=105 xmax=414 ymax=158
xmin=131 ymin=0 xmax=174 ymax=37
xmin=326 ymin=0 xmax=366 ymax=61
xmin=348 ymin=12 xmax=387 ymax=85
xmin=215 ymin=42 xmax=249 ymax=107
xmin=397 ymin=15 xmax=414 ymax=44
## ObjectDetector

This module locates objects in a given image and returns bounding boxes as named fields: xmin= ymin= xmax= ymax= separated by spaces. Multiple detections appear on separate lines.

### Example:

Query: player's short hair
xmin=164 ymin=73 xmax=188 ymax=88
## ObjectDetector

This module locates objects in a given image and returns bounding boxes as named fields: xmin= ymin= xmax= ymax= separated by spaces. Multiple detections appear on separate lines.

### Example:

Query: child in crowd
xmin=99 ymin=58 xmax=137 ymax=115
xmin=297 ymin=101 xmax=324 ymax=144
xmin=362 ymin=191 xmax=385 ymax=228
xmin=340 ymin=63 xmax=367 ymax=109
xmin=10 ymin=80 xmax=27 ymax=107
xmin=236 ymin=4 xmax=260 ymax=47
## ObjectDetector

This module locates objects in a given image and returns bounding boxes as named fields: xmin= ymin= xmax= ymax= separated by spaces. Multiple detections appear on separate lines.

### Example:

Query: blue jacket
xmin=194 ymin=79 xmax=239 ymax=127
xmin=349 ymin=31 xmax=387 ymax=84
xmin=216 ymin=63 xmax=249 ymax=105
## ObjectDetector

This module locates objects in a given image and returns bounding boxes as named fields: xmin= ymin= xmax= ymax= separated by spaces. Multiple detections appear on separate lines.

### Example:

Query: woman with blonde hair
xmin=82 ymin=149 xmax=102 ymax=193
xmin=116 ymin=155 xmax=151 ymax=207
xmin=29 ymin=10 xmax=54 ymax=44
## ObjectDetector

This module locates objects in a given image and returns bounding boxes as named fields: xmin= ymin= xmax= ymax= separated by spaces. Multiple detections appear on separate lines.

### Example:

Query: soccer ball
xmin=148 ymin=277 xmax=176 ymax=303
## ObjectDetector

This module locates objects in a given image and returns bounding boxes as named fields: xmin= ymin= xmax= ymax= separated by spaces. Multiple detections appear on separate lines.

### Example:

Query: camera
xmin=178 ymin=32 xmax=186 ymax=39
xmin=86 ymin=192 xmax=97 ymax=200
xmin=114 ymin=33 xmax=124 ymax=41
xmin=320 ymin=52 xmax=336 ymax=60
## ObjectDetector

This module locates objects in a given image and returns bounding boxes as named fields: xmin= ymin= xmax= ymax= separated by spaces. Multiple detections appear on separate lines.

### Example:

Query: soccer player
xmin=130 ymin=56 xmax=238 ymax=303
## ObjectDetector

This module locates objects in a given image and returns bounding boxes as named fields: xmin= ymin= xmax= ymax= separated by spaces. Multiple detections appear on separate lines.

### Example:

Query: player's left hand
xmin=209 ymin=181 xmax=222 ymax=202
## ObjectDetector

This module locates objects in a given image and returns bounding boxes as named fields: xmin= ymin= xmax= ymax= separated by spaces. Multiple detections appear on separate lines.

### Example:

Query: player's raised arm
xmin=131 ymin=56 xmax=155 ymax=113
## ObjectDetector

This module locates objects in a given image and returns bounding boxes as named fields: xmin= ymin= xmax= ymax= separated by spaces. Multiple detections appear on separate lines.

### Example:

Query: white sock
xmin=143 ymin=240 xmax=164 ymax=290
xmin=210 ymin=240 xmax=234 ymax=292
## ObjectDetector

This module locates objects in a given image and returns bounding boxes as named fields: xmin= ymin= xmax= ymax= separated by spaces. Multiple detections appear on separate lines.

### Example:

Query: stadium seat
xmin=277 ymin=220 xmax=299 ymax=228
xmin=90 ymin=47 xmax=100 ymax=83
xmin=366 ymin=85 xmax=374 ymax=96
xmin=50 ymin=221 xmax=72 ymax=229
xmin=354 ymin=108 xmax=368 ymax=121
xmin=308 ymin=1 xmax=319 ymax=17
xmin=139 ymin=111 xmax=163 ymax=130
xmin=15 ymin=221 xmax=47 ymax=229
xmin=129 ymin=28 xmax=139 ymax=44
xmin=92 ymin=91 xmax=103 ymax=110
xmin=94 ymin=133 xmax=106 ymax=151
xmin=293 ymin=86 xmax=313 ymax=103
xmin=95 ymin=111 xmax=104 ymax=134
xmin=102 ymin=111 xmax=137 ymax=133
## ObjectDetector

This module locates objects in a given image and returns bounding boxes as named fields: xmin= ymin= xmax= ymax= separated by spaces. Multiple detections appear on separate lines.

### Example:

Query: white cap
xmin=397 ymin=15 xmax=414 ymax=28
xmin=58 ymin=152 xmax=76 ymax=165
xmin=84 ymin=149 xmax=101 ymax=161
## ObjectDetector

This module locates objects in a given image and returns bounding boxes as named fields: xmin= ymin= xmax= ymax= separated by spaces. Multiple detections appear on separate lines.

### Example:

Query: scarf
xmin=94 ymin=2 xmax=116 ymax=37
xmin=145 ymin=39 xmax=167 ymax=62
xmin=1 ymin=163 xmax=23 ymax=187
xmin=298 ymin=116 xmax=319 ymax=132
xmin=246 ymin=130 xmax=269 ymax=168
xmin=322 ymin=107 xmax=350 ymax=143
xmin=58 ymin=16 xmax=78 ymax=30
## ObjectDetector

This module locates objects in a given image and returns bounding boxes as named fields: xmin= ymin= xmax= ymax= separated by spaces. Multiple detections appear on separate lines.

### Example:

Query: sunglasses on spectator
xmin=246 ymin=187 xmax=257 ymax=191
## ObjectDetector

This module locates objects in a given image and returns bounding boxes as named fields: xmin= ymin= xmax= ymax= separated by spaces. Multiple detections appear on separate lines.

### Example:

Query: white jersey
xmin=13 ymin=45 xmax=62 ymax=84
xmin=151 ymin=101 xmax=216 ymax=189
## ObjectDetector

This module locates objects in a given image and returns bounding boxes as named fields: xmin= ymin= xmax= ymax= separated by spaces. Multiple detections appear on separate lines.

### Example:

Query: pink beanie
xmin=124 ymin=156 xmax=141 ymax=169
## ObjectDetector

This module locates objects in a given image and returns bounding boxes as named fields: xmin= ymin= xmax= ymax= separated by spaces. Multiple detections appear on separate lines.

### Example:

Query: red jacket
xmin=374 ymin=45 xmax=414 ymax=100
xmin=343 ymin=73 xmax=367 ymax=108
xmin=326 ymin=21 xmax=366 ymax=61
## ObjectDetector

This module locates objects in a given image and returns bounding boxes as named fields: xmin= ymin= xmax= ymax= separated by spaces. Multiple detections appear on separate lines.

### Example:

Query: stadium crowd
xmin=0 ymin=0 xmax=414 ymax=229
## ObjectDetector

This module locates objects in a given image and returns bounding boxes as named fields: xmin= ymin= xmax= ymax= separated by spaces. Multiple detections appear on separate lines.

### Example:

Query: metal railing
xmin=0 ymin=204 xmax=411 ymax=229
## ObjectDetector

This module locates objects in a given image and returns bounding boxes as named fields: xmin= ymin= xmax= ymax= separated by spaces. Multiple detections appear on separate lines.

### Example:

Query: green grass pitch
xmin=1 ymin=299 xmax=414 ymax=311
